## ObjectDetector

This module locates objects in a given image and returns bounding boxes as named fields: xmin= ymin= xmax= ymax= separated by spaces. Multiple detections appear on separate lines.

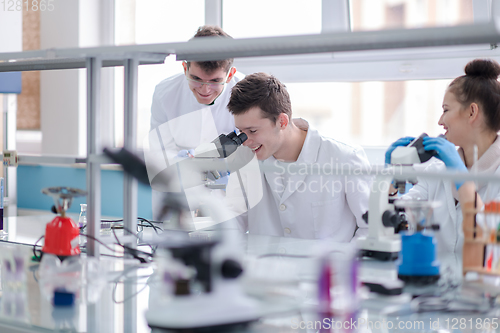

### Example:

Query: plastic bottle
xmin=78 ymin=204 xmax=87 ymax=229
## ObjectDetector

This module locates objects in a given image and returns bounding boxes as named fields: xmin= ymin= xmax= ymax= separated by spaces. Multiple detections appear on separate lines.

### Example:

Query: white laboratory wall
xmin=0 ymin=8 xmax=21 ymax=217
xmin=0 ymin=10 xmax=22 ymax=52
xmin=40 ymin=0 xmax=81 ymax=156
xmin=364 ymin=146 xmax=386 ymax=165
xmin=114 ymin=0 xmax=205 ymax=148
xmin=40 ymin=0 xmax=114 ymax=156
xmin=0 ymin=6 xmax=22 ymax=155
xmin=360 ymin=82 xmax=384 ymax=144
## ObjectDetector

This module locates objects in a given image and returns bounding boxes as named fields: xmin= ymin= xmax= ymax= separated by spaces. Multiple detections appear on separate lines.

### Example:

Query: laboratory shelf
xmin=0 ymin=21 xmax=499 ymax=63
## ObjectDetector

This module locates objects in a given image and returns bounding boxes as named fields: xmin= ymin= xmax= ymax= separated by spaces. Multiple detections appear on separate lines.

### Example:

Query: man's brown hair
xmin=228 ymin=72 xmax=292 ymax=123
xmin=186 ymin=25 xmax=234 ymax=73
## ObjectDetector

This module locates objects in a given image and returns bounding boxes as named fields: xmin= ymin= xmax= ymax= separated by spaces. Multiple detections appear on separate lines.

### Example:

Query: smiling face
xmin=183 ymin=62 xmax=233 ymax=105
xmin=235 ymin=107 xmax=284 ymax=160
xmin=439 ymin=90 xmax=470 ymax=146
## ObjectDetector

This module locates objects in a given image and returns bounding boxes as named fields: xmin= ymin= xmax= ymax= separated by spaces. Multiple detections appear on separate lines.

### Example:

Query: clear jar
xmin=78 ymin=204 xmax=87 ymax=229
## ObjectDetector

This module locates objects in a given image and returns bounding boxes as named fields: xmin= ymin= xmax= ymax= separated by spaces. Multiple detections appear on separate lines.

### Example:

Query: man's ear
xmin=182 ymin=61 xmax=188 ymax=75
xmin=226 ymin=67 xmax=237 ymax=83
xmin=278 ymin=113 xmax=289 ymax=129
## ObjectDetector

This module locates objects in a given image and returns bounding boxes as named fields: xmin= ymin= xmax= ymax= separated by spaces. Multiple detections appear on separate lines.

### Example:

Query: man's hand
xmin=423 ymin=136 xmax=467 ymax=189
xmin=178 ymin=149 xmax=195 ymax=158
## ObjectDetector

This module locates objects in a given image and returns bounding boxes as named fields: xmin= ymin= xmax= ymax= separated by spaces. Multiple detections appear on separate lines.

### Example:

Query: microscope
xmin=357 ymin=133 xmax=441 ymax=283
xmin=391 ymin=134 xmax=441 ymax=284
xmin=104 ymin=132 xmax=260 ymax=331
xmin=356 ymin=173 xmax=405 ymax=261
xmin=146 ymin=223 xmax=259 ymax=331
xmin=357 ymin=133 xmax=437 ymax=261
xmin=193 ymin=131 xmax=248 ymax=190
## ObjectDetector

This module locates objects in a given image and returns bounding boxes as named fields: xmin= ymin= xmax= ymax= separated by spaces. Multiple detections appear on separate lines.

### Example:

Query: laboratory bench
xmin=0 ymin=215 xmax=499 ymax=332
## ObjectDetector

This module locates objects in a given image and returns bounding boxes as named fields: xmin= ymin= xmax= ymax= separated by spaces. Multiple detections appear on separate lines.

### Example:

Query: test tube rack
xmin=462 ymin=201 xmax=500 ymax=276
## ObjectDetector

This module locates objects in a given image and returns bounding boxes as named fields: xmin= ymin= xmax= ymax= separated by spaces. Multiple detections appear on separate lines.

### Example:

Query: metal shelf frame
xmin=0 ymin=52 xmax=167 ymax=257
xmin=1 ymin=21 xmax=500 ymax=63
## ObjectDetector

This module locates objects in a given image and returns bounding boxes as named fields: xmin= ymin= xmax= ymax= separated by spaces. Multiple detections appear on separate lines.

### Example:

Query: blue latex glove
xmin=423 ymin=136 xmax=467 ymax=189
xmin=177 ymin=149 xmax=195 ymax=158
xmin=385 ymin=137 xmax=415 ymax=165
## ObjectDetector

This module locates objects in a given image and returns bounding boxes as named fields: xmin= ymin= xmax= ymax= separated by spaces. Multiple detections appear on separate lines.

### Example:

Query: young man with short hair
xmin=149 ymin=26 xmax=242 ymax=219
xmin=151 ymin=25 xmax=239 ymax=133
xmin=225 ymin=73 xmax=370 ymax=240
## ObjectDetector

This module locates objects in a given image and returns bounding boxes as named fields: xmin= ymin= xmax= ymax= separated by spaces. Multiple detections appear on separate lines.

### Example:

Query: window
xmin=223 ymin=0 xmax=322 ymax=38
xmin=116 ymin=0 xmax=479 ymax=150
xmin=114 ymin=0 xmax=205 ymax=148
xmin=286 ymin=79 xmax=449 ymax=147
xmin=233 ymin=0 xmax=476 ymax=147
xmin=350 ymin=0 xmax=473 ymax=31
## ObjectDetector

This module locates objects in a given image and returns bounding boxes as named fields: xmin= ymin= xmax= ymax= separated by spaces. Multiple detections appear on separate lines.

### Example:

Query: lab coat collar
xmin=455 ymin=135 xmax=500 ymax=192
xmin=450 ymin=135 xmax=500 ymax=201
xmin=210 ymin=84 xmax=228 ymax=106
xmin=468 ymin=135 xmax=500 ymax=174
xmin=263 ymin=118 xmax=320 ymax=204
xmin=293 ymin=118 xmax=320 ymax=165
xmin=446 ymin=179 xmax=459 ymax=220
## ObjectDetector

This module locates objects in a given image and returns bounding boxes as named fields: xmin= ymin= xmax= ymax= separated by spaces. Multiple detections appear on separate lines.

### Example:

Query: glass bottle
xmin=78 ymin=204 xmax=87 ymax=229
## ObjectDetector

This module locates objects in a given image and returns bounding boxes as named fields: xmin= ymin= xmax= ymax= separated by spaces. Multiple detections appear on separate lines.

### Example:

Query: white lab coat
xmin=403 ymin=136 xmax=500 ymax=255
xmin=225 ymin=119 xmax=371 ymax=241
xmin=150 ymin=72 xmax=244 ymax=148
xmin=148 ymin=72 xmax=244 ymax=220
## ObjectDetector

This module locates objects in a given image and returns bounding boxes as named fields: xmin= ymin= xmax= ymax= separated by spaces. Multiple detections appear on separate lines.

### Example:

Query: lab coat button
xmin=279 ymin=204 xmax=286 ymax=211
xmin=284 ymin=227 xmax=291 ymax=234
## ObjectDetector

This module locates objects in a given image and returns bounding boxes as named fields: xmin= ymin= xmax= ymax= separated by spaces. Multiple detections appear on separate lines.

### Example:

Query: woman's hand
xmin=423 ymin=136 xmax=467 ymax=190
xmin=385 ymin=137 xmax=415 ymax=165
xmin=422 ymin=136 xmax=466 ymax=171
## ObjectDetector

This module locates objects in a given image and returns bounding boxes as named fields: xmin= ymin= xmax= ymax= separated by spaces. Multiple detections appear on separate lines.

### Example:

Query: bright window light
xmin=286 ymin=79 xmax=450 ymax=147
xmin=115 ymin=0 xmax=204 ymax=148
xmin=223 ymin=0 xmax=322 ymax=38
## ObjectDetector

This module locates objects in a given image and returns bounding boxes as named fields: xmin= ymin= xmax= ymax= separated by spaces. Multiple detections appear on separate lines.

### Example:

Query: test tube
xmin=0 ymin=177 xmax=6 ymax=236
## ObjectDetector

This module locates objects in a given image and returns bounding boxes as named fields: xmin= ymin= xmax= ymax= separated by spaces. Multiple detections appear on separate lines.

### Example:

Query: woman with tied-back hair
xmin=386 ymin=59 xmax=500 ymax=255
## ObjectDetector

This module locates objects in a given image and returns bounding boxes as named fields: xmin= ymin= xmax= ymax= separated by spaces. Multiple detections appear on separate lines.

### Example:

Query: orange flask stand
xmin=42 ymin=215 xmax=81 ymax=257
xmin=41 ymin=187 xmax=87 ymax=259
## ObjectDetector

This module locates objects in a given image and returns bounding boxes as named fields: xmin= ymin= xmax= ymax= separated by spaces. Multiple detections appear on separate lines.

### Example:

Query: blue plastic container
xmin=398 ymin=232 xmax=440 ymax=277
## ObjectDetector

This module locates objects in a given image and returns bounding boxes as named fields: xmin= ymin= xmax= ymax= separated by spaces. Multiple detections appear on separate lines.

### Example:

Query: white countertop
xmin=0 ymin=215 xmax=498 ymax=333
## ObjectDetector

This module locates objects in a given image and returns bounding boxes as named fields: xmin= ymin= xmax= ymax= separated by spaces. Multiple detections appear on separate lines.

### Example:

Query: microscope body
xmin=146 ymin=232 xmax=259 ymax=331
xmin=193 ymin=132 xmax=248 ymax=189
xmin=143 ymin=131 xmax=260 ymax=330
xmin=357 ymin=173 xmax=402 ymax=260
xmin=357 ymin=134 xmax=436 ymax=261
xmin=391 ymin=134 xmax=441 ymax=283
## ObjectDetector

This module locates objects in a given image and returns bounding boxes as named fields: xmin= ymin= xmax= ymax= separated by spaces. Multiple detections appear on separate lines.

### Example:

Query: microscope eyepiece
xmin=213 ymin=132 xmax=248 ymax=158
xmin=225 ymin=132 xmax=248 ymax=146
xmin=233 ymin=132 xmax=247 ymax=145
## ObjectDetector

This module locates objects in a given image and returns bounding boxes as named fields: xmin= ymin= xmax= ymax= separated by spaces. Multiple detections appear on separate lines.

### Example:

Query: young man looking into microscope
xmin=224 ymin=72 xmax=370 ymax=240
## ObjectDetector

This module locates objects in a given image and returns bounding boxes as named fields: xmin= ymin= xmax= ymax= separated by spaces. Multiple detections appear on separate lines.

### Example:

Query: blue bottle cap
xmin=53 ymin=288 xmax=75 ymax=307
